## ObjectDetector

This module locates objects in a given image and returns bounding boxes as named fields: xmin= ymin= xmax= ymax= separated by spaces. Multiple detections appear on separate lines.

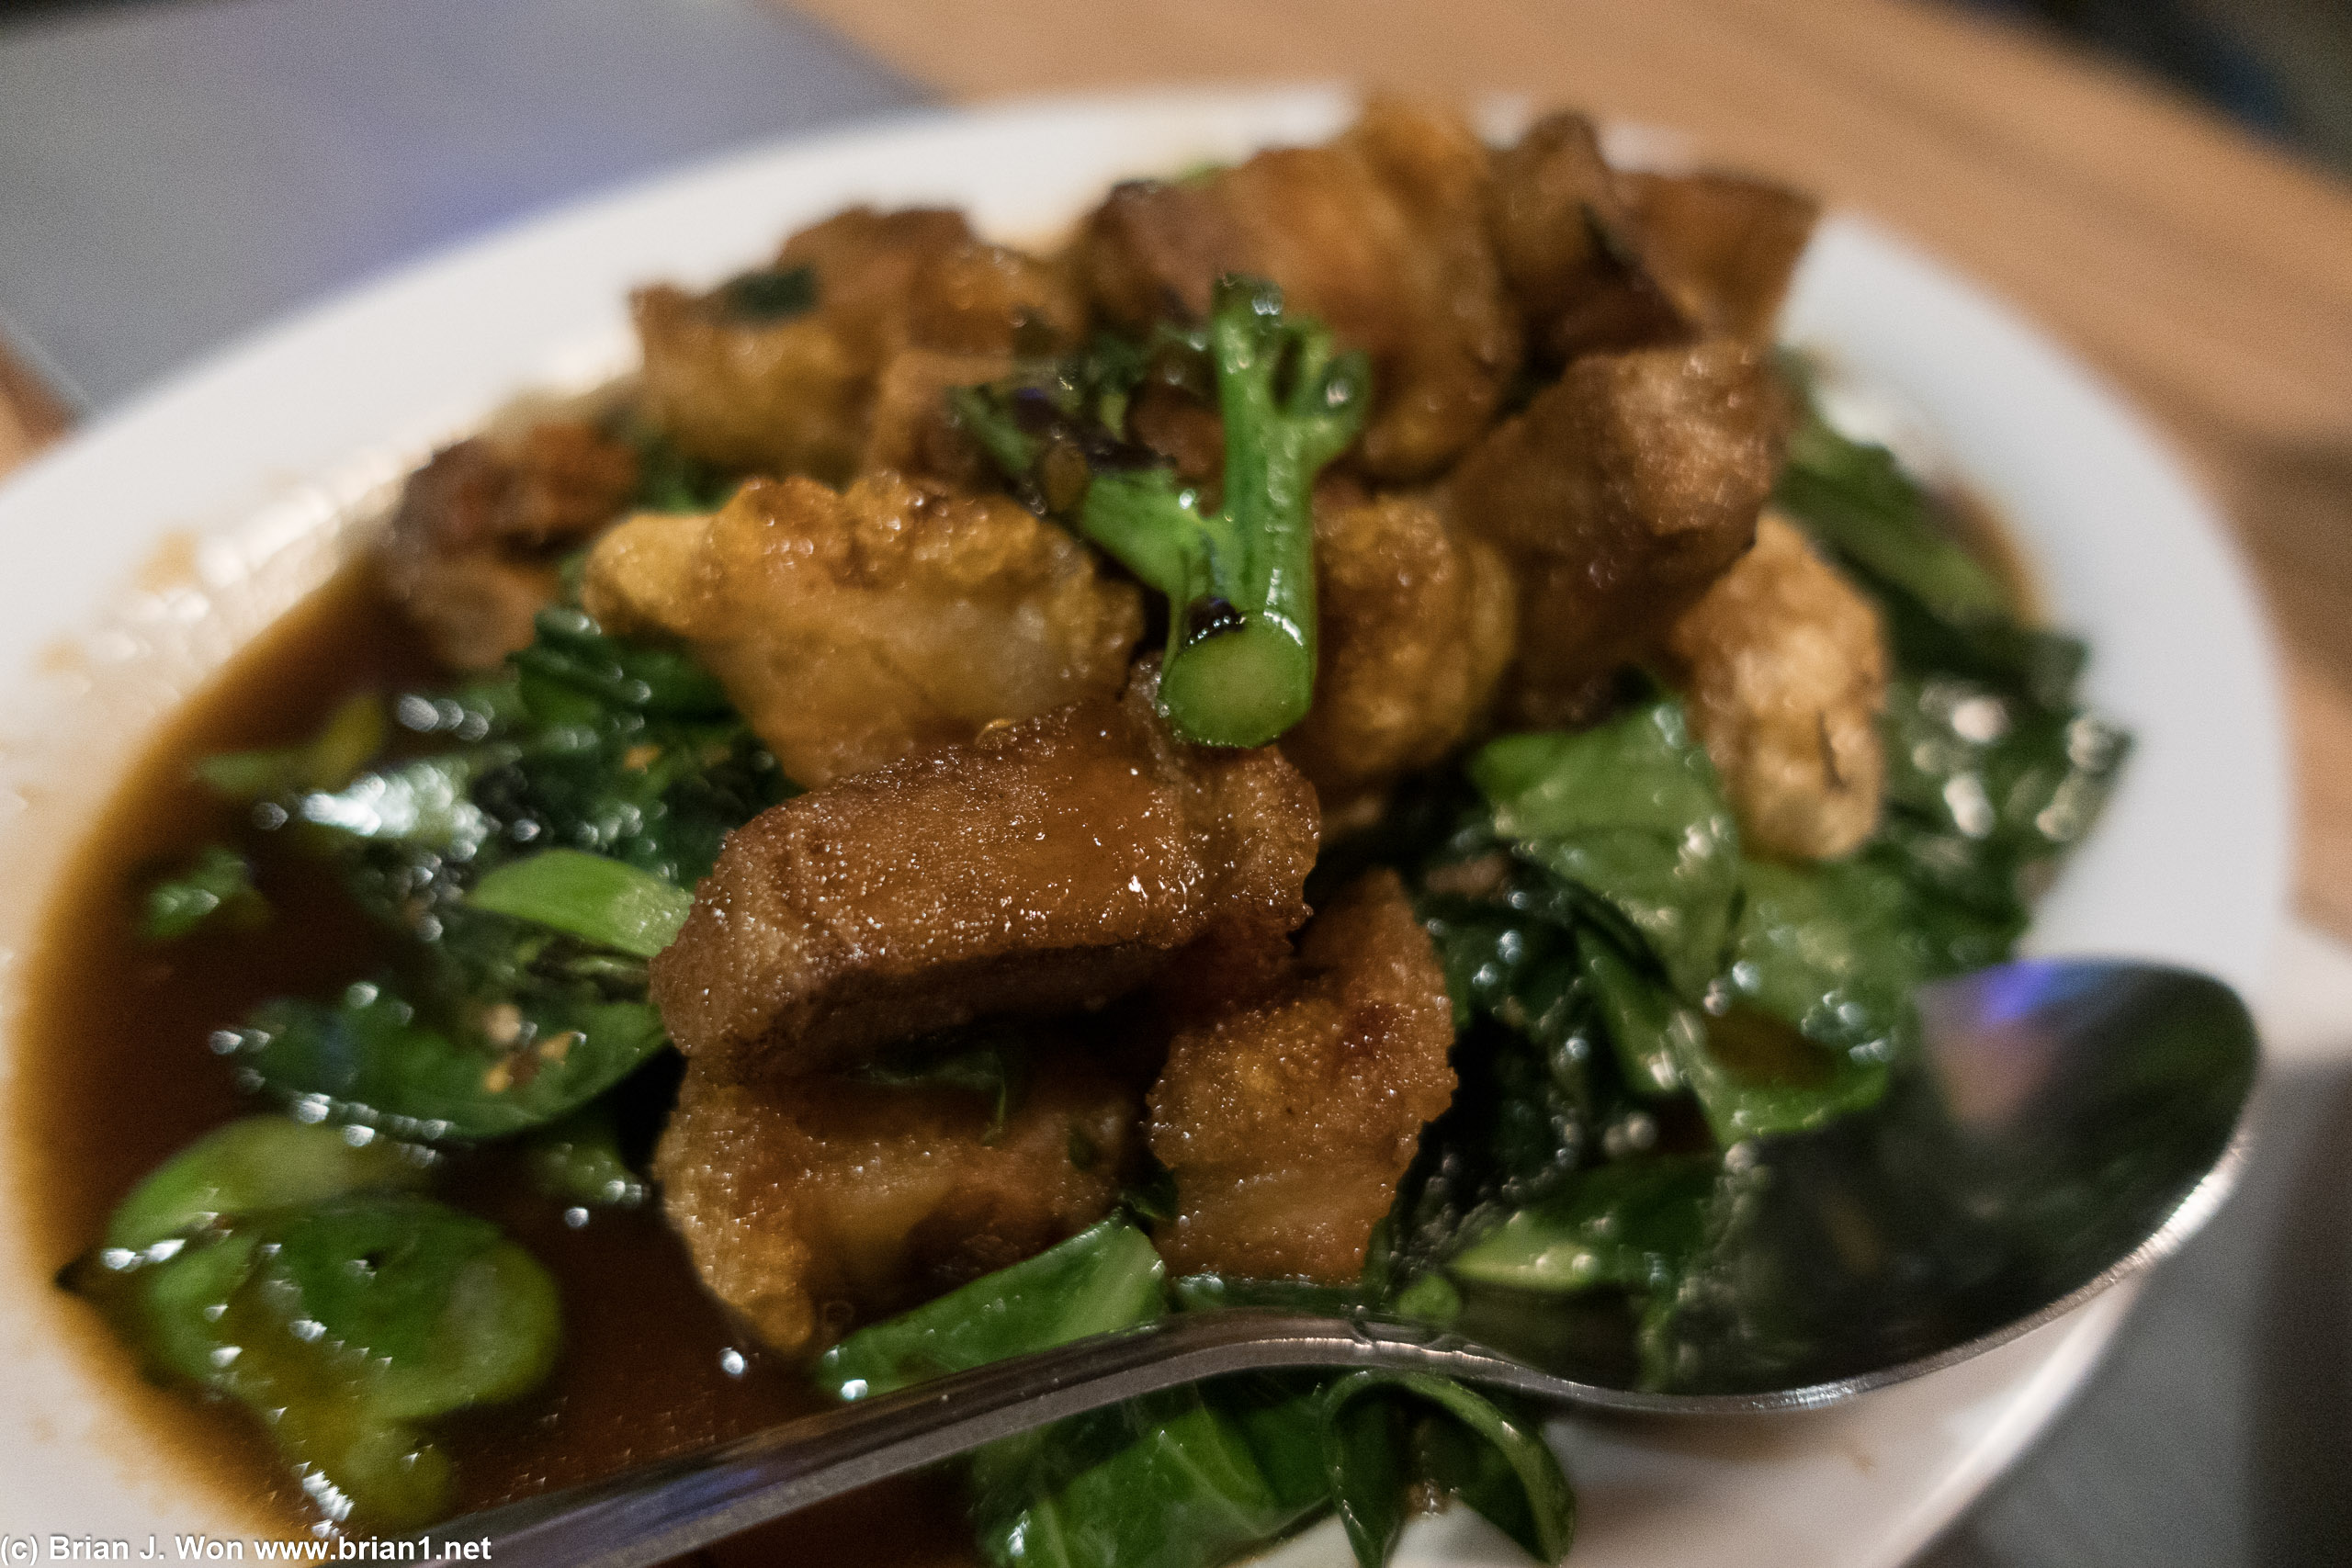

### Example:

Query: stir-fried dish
xmin=31 ymin=99 xmax=2131 ymax=1565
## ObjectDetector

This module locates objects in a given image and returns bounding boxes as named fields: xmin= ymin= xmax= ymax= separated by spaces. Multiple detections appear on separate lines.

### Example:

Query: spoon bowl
xmin=422 ymin=957 xmax=2257 ymax=1567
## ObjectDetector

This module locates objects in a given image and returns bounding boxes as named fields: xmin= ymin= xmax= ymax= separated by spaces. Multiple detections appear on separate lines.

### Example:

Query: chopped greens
xmin=141 ymin=844 xmax=269 ymax=941
xmin=1320 ymin=1372 xmax=1574 ymax=1568
xmin=1468 ymin=701 xmax=1741 ymax=1000
xmin=196 ymin=693 xmax=389 ymax=801
xmin=468 ymin=849 xmax=694 ymax=960
xmin=523 ymin=1100 xmax=650 ymax=1210
xmin=817 ymin=1219 xmax=1573 ymax=1568
xmin=846 ymin=1027 xmax=1035 ymax=1145
xmin=227 ymin=986 xmax=669 ymax=1143
xmin=196 ymin=603 xmax=789 ymax=1145
xmin=70 ymin=1140 xmax=558 ymax=1530
xmin=815 ymin=1218 xmax=1166 ymax=1401
xmin=100 ymin=1116 xmax=433 ymax=1253
xmin=715 ymin=262 xmax=818 ymax=322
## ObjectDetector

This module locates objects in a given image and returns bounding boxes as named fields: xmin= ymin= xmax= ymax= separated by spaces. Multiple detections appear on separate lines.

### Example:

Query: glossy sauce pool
xmin=10 ymin=564 xmax=975 ymax=1565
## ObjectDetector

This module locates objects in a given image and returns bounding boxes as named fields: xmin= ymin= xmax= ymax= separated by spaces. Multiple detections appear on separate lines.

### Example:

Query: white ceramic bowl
xmin=0 ymin=87 xmax=2288 ymax=1568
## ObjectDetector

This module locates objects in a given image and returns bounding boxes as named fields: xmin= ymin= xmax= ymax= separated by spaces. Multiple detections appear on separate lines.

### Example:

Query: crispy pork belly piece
xmin=1449 ymin=340 xmax=1789 ymax=726
xmin=634 ymin=208 xmax=1085 ymax=482
xmin=379 ymin=422 xmax=639 ymax=670
xmin=657 ymin=1049 xmax=1138 ymax=1357
xmin=1280 ymin=492 xmax=1516 ymax=810
xmin=1619 ymin=170 xmax=1820 ymax=344
xmin=581 ymin=472 xmax=1144 ymax=787
xmin=1668 ymin=512 xmax=1887 ymax=861
xmin=860 ymin=348 xmax=1012 ymax=487
xmin=1077 ymin=97 xmax=1519 ymax=481
xmin=1147 ymin=871 xmax=1456 ymax=1282
xmin=649 ymin=679 xmax=1321 ymax=1081
xmin=1487 ymin=111 xmax=1691 ymax=365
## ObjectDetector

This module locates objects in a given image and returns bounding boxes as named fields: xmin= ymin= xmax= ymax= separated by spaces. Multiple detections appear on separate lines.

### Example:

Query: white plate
xmin=0 ymin=87 xmax=2288 ymax=1566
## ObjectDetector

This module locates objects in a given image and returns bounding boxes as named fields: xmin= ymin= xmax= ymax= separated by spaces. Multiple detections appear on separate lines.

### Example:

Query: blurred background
xmin=2 ymin=2 xmax=2347 ymax=1565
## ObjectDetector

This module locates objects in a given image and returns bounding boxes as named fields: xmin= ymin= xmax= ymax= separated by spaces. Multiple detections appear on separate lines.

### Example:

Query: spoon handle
xmin=416 ymin=1312 xmax=1554 ymax=1568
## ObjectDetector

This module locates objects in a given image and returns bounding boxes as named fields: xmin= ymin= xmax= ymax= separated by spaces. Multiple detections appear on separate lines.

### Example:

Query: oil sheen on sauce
xmin=10 ymin=565 xmax=974 ymax=1566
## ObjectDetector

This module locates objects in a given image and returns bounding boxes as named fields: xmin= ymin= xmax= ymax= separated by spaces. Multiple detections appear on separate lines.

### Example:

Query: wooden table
xmin=6 ymin=0 xmax=2348 ymax=932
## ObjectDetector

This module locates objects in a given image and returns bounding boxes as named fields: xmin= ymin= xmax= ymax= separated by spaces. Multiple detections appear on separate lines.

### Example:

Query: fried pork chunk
xmin=634 ymin=208 xmax=1085 ymax=482
xmin=1487 ymin=111 xmax=1690 ymax=365
xmin=1280 ymin=492 xmax=1516 ymax=812
xmin=650 ymin=678 xmax=1320 ymax=1081
xmin=1619 ymin=170 xmax=1820 ymax=344
xmin=580 ymin=473 xmax=1144 ymax=787
xmin=1148 ymin=872 xmax=1456 ymax=1282
xmin=379 ymin=422 xmax=639 ymax=670
xmin=1487 ymin=114 xmax=1819 ymax=364
xmin=1668 ymin=512 xmax=1888 ymax=861
xmin=1449 ymin=340 xmax=1789 ymax=726
xmin=1077 ymin=97 xmax=1518 ymax=481
xmin=657 ymin=1049 xmax=1138 ymax=1356
xmin=859 ymin=348 xmax=1013 ymax=487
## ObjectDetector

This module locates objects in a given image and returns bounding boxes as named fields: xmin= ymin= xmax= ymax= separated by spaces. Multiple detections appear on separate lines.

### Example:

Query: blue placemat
xmin=0 ymin=0 xmax=927 ymax=411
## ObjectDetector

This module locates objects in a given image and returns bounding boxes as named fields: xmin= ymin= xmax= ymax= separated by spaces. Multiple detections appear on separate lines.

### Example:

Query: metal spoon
xmin=420 ymin=957 xmax=2257 ymax=1568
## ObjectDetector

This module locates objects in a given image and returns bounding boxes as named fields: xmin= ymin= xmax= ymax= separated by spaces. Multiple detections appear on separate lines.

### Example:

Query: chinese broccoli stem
xmin=957 ymin=276 xmax=1369 ymax=749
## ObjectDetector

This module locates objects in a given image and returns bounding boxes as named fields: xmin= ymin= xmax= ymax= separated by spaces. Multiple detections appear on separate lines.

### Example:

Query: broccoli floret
xmin=955 ymin=276 xmax=1369 ymax=749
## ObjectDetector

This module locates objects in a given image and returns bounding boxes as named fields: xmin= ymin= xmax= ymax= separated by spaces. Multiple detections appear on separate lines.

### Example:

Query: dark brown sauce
xmin=11 ymin=564 xmax=973 ymax=1564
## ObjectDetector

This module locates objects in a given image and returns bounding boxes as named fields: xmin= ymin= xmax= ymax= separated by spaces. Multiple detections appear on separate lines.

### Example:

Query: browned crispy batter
xmin=657 ymin=1048 xmax=1138 ymax=1357
xmin=1487 ymin=111 xmax=1692 ymax=365
xmin=650 ymin=676 xmax=1320 ymax=1081
xmin=634 ymin=208 xmax=1085 ymax=482
xmin=1668 ymin=512 xmax=1887 ymax=861
xmin=1077 ymin=97 xmax=1519 ymax=481
xmin=1147 ymin=871 xmax=1456 ymax=1282
xmin=1619 ymin=170 xmax=1820 ymax=344
xmin=1280 ymin=491 xmax=1516 ymax=811
xmin=860 ymin=348 xmax=1012 ymax=487
xmin=1449 ymin=340 xmax=1789 ymax=726
xmin=379 ymin=422 xmax=639 ymax=670
xmin=580 ymin=473 xmax=1143 ymax=787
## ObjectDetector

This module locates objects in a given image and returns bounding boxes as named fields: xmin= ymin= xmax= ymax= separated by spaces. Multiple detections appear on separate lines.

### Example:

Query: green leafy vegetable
xmin=957 ymin=276 xmax=1370 ymax=747
xmin=630 ymin=429 xmax=737 ymax=513
xmin=74 ymin=1168 xmax=558 ymax=1530
xmin=846 ymin=1028 xmax=1035 ymax=1145
xmin=467 ymin=849 xmax=693 ymax=959
xmin=1320 ymin=1372 xmax=1574 ymax=1568
xmin=141 ymin=844 xmax=270 ymax=942
xmin=969 ymin=1384 xmax=1329 ymax=1568
xmin=294 ymin=750 xmax=503 ymax=855
xmin=195 ymin=693 xmax=388 ymax=801
xmin=101 ymin=1115 xmax=432 ymax=1253
xmin=716 ymin=262 xmax=818 ymax=322
xmin=215 ymin=607 xmax=788 ymax=1145
xmin=228 ymin=984 xmax=669 ymax=1143
xmin=1447 ymin=1156 xmax=1718 ymax=1297
xmin=1469 ymin=701 xmax=1740 ymax=999
xmin=512 ymin=604 xmax=733 ymax=722
xmin=523 ymin=1100 xmax=649 ymax=1210
xmin=1871 ymin=673 xmax=2130 ymax=963
xmin=819 ymin=1216 xmax=1326 ymax=1568
xmin=815 ymin=1217 xmax=1164 ymax=1401
xmin=1775 ymin=392 xmax=2013 ymax=633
